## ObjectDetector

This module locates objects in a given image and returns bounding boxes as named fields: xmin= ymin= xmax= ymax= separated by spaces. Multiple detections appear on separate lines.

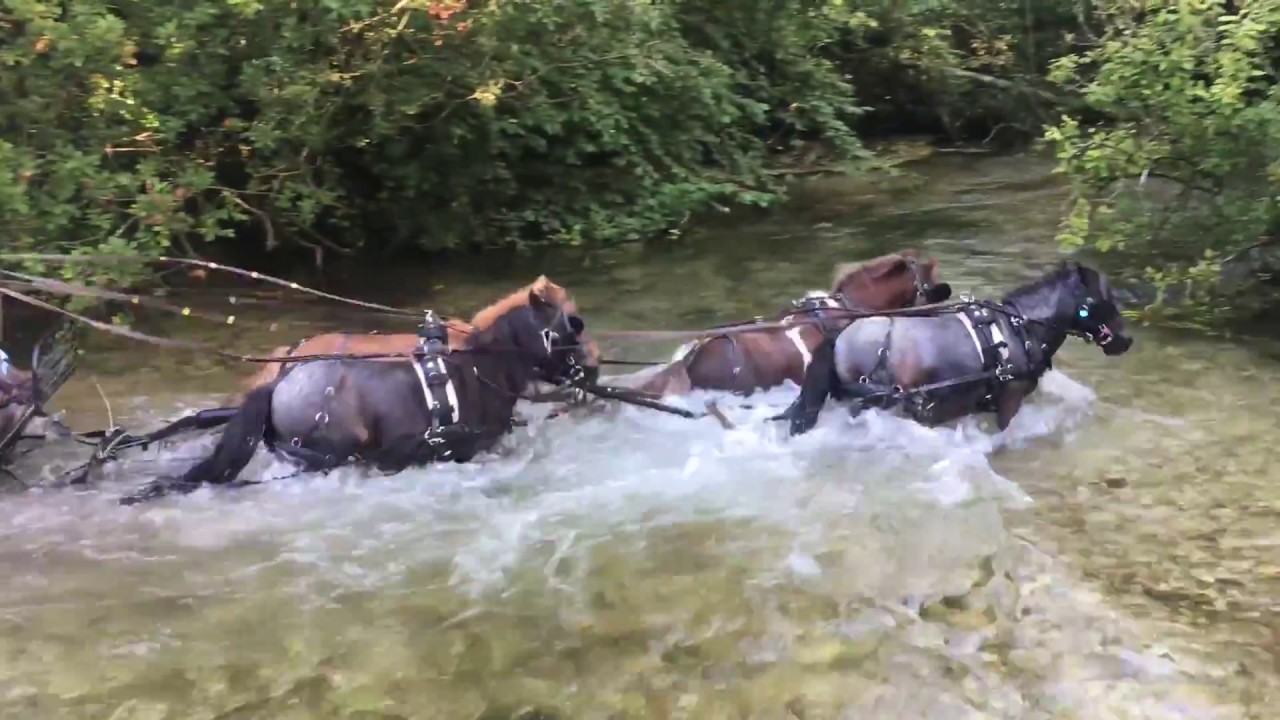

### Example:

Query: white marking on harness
xmin=412 ymin=358 xmax=460 ymax=425
xmin=957 ymin=312 xmax=984 ymax=362
xmin=957 ymin=312 xmax=1011 ymax=365
xmin=993 ymin=325 xmax=1009 ymax=362
xmin=785 ymin=327 xmax=812 ymax=371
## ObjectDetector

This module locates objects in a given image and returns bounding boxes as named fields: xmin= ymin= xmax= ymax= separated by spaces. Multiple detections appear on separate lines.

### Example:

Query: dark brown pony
xmin=231 ymin=276 xmax=601 ymax=405
xmin=121 ymin=277 xmax=593 ymax=503
xmin=636 ymin=251 xmax=952 ymax=396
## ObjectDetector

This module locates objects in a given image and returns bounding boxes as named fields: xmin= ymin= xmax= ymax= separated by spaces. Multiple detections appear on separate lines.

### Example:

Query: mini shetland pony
xmin=121 ymin=279 xmax=592 ymax=504
xmin=231 ymin=276 xmax=601 ymax=405
xmin=779 ymin=261 xmax=1134 ymax=435
xmin=637 ymin=251 xmax=952 ymax=396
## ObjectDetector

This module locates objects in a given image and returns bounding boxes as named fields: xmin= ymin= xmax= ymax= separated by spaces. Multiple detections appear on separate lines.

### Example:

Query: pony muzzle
xmin=925 ymin=282 xmax=953 ymax=304
xmin=1094 ymin=325 xmax=1133 ymax=355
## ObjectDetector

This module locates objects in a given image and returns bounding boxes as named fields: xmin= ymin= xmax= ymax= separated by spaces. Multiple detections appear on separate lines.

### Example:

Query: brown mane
xmin=829 ymin=250 xmax=920 ymax=292
xmin=468 ymin=275 xmax=571 ymax=331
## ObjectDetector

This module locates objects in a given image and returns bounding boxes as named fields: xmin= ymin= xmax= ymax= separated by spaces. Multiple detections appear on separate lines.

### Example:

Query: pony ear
xmin=1076 ymin=263 xmax=1099 ymax=289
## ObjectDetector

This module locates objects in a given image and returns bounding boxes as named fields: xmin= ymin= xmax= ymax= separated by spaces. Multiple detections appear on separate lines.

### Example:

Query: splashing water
xmin=1 ymin=153 xmax=1275 ymax=718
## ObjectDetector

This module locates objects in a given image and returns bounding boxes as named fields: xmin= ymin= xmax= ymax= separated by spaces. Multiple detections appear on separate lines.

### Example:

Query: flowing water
xmin=2 ymin=151 xmax=1278 ymax=719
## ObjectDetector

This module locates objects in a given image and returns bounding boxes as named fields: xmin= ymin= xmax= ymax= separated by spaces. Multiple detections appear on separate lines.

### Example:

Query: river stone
xmin=789 ymin=634 xmax=880 ymax=669
xmin=105 ymin=700 xmax=170 ymax=720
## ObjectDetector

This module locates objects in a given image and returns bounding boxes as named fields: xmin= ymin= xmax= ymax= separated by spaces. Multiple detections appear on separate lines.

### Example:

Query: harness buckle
xmin=996 ymin=363 xmax=1014 ymax=382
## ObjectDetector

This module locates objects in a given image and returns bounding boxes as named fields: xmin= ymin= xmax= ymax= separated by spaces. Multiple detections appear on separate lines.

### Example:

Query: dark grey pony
xmin=778 ymin=261 xmax=1134 ymax=435
xmin=121 ymin=289 xmax=591 ymax=504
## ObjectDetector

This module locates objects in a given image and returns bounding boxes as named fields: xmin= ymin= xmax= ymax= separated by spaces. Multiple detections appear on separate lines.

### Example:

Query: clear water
xmin=2 ymin=151 xmax=1276 ymax=719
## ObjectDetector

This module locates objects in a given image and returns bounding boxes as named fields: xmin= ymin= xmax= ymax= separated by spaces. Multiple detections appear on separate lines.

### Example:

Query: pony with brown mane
xmin=634 ymin=250 xmax=952 ymax=397
xmin=230 ymin=275 xmax=601 ymax=405
xmin=120 ymin=277 xmax=594 ymax=504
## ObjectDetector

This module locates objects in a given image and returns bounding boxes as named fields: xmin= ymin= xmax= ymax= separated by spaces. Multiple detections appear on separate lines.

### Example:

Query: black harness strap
xmin=411 ymin=310 xmax=464 ymax=460
xmin=960 ymin=303 xmax=1011 ymax=413
xmin=790 ymin=292 xmax=848 ymax=338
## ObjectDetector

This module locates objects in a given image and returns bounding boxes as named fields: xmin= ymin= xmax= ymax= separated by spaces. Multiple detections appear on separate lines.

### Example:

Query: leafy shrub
xmin=1 ymin=0 xmax=869 ymax=285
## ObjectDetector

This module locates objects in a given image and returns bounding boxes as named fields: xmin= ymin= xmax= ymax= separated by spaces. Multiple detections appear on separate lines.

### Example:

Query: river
xmin=1 ymin=151 xmax=1277 ymax=719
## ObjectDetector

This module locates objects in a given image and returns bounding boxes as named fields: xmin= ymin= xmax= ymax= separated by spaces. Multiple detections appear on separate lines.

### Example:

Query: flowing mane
xmin=829 ymin=251 xmax=919 ymax=292
xmin=1001 ymin=261 xmax=1080 ymax=305
xmin=468 ymin=275 xmax=571 ymax=331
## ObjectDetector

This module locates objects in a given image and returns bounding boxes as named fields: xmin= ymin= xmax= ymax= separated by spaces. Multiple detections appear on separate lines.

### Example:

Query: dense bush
xmin=16 ymin=0 xmax=1273 ymax=329
xmin=1045 ymin=0 xmax=1280 ymax=326
xmin=1 ymin=0 xmax=878 ymax=285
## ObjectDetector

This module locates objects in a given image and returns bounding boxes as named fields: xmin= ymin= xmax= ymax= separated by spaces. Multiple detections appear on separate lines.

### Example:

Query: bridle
xmin=1072 ymin=295 xmax=1122 ymax=348
xmin=904 ymin=257 xmax=935 ymax=305
xmin=538 ymin=306 xmax=588 ymax=385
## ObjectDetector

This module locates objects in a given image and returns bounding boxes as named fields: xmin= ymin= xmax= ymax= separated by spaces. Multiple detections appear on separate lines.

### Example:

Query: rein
xmin=0 ymin=285 xmax=555 ymax=364
xmin=592 ymin=300 xmax=980 ymax=351
xmin=0 ymin=252 xmax=422 ymax=318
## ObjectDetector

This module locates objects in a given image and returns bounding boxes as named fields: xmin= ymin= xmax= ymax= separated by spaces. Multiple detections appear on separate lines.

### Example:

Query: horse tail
xmin=121 ymin=383 xmax=277 ymax=505
xmin=181 ymin=382 xmax=275 ymax=486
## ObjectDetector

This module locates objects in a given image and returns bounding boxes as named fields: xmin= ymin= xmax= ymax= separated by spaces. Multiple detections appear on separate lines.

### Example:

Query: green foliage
xmin=1045 ymin=0 xmax=1280 ymax=327
xmin=1 ymin=0 xmax=871 ymax=285
xmin=816 ymin=0 xmax=1083 ymax=138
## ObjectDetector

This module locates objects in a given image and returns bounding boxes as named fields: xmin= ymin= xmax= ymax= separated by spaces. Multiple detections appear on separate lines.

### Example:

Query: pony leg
xmin=120 ymin=384 xmax=276 ymax=505
xmin=995 ymin=385 xmax=1028 ymax=431
xmin=775 ymin=337 xmax=837 ymax=436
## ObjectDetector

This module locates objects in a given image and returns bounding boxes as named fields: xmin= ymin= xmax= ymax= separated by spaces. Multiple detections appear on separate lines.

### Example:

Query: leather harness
xmin=845 ymin=299 xmax=1053 ymax=420
xmin=411 ymin=310 xmax=463 ymax=455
